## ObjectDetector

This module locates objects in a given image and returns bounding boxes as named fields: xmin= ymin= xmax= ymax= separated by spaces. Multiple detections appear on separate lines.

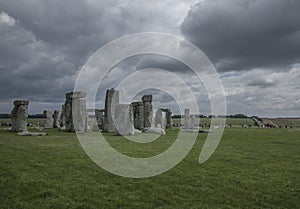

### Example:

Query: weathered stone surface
xmin=95 ymin=109 xmax=105 ymax=130
xmin=143 ymin=127 xmax=166 ymax=135
xmin=142 ymin=95 xmax=152 ymax=102
xmin=132 ymin=101 xmax=144 ymax=130
xmin=190 ymin=115 xmax=197 ymax=129
xmin=142 ymin=95 xmax=153 ymax=128
xmin=11 ymin=100 xmax=29 ymax=132
xmin=14 ymin=100 xmax=29 ymax=106
xmin=166 ymin=110 xmax=172 ymax=128
xmin=65 ymin=91 xmax=87 ymax=99
xmin=183 ymin=109 xmax=190 ymax=129
xmin=155 ymin=109 xmax=163 ymax=128
xmin=103 ymin=88 xmax=119 ymax=132
xmin=53 ymin=110 xmax=60 ymax=128
xmin=64 ymin=99 xmax=72 ymax=131
xmin=43 ymin=110 xmax=53 ymax=128
xmin=64 ymin=91 xmax=87 ymax=132
xmin=114 ymin=104 xmax=135 ymax=136
xmin=72 ymin=97 xmax=87 ymax=133
xmin=182 ymin=109 xmax=199 ymax=131
xmin=60 ymin=104 xmax=66 ymax=127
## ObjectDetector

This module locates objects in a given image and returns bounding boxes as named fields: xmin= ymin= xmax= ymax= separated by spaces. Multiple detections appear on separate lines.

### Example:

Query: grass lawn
xmin=0 ymin=126 xmax=299 ymax=208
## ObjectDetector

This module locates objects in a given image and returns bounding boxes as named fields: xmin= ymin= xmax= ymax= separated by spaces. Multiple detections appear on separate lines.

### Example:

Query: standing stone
xmin=95 ymin=109 xmax=105 ymax=130
xmin=183 ymin=109 xmax=190 ymax=129
xmin=11 ymin=100 xmax=29 ymax=132
xmin=52 ymin=110 xmax=60 ymax=128
xmin=60 ymin=104 xmax=66 ymax=127
xmin=132 ymin=101 xmax=144 ymax=130
xmin=114 ymin=104 xmax=135 ymax=136
xmin=166 ymin=110 xmax=172 ymax=128
xmin=190 ymin=115 xmax=197 ymax=129
xmin=142 ymin=95 xmax=153 ymax=128
xmin=155 ymin=109 xmax=163 ymax=128
xmin=103 ymin=88 xmax=119 ymax=132
xmin=44 ymin=110 xmax=53 ymax=128
xmin=64 ymin=91 xmax=87 ymax=132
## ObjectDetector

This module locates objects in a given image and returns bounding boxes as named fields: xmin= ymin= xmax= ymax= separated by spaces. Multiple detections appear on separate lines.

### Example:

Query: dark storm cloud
xmin=0 ymin=0 xmax=196 ymax=113
xmin=0 ymin=0 xmax=299 ymax=117
xmin=181 ymin=0 xmax=300 ymax=72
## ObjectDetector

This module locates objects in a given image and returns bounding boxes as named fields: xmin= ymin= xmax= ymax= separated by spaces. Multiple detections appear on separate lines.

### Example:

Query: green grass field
xmin=0 ymin=121 xmax=299 ymax=208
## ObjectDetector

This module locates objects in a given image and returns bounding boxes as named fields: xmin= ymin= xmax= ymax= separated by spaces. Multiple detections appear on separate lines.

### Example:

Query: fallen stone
xmin=17 ymin=131 xmax=47 ymax=136
xmin=143 ymin=127 xmax=166 ymax=135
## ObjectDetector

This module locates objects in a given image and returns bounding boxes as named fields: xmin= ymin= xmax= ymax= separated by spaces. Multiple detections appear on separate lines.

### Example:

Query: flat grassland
xmin=0 ymin=119 xmax=299 ymax=209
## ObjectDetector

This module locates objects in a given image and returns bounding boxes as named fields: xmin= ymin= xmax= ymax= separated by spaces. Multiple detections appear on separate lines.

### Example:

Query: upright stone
xmin=132 ymin=101 xmax=144 ymax=130
xmin=190 ymin=115 xmax=197 ymax=129
xmin=44 ymin=110 xmax=53 ymax=128
xmin=114 ymin=104 xmax=135 ymax=135
xmin=183 ymin=109 xmax=190 ymax=129
xmin=64 ymin=91 xmax=87 ymax=132
xmin=166 ymin=110 xmax=173 ymax=128
xmin=142 ymin=95 xmax=153 ymax=128
xmin=60 ymin=104 xmax=66 ymax=127
xmin=11 ymin=100 xmax=29 ymax=132
xmin=95 ymin=109 xmax=105 ymax=130
xmin=155 ymin=109 xmax=163 ymax=128
xmin=52 ymin=110 xmax=60 ymax=128
xmin=103 ymin=88 xmax=119 ymax=132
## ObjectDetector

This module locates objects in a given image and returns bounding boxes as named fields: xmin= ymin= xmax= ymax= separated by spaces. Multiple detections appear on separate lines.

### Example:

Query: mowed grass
xmin=0 ymin=126 xmax=299 ymax=208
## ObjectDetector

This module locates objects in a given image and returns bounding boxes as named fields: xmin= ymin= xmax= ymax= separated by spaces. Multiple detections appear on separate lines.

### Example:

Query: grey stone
xmin=142 ymin=95 xmax=152 ymax=102
xmin=190 ymin=115 xmax=197 ymax=129
xmin=60 ymin=104 xmax=66 ymax=127
xmin=103 ymin=88 xmax=119 ymax=132
xmin=43 ymin=110 xmax=53 ymax=128
xmin=66 ymin=91 xmax=87 ymax=99
xmin=166 ymin=110 xmax=173 ymax=128
xmin=11 ymin=100 xmax=29 ymax=132
xmin=183 ymin=109 xmax=190 ymax=129
xmin=64 ymin=91 xmax=87 ymax=132
xmin=114 ymin=104 xmax=135 ymax=136
xmin=95 ymin=109 xmax=105 ymax=130
xmin=52 ymin=110 xmax=60 ymax=128
xmin=142 ymin=95 xmax=153 ymax=128
xmin=182 ymin=109 xmax=199 ymax=131
xmin=143 ymin=126 xmax=166 ymax=135
xmin=14 ymin=100 xmax=29 ymax=106
xmin=155 ymin=109 xmax=163 ymax=128
xmin=132 ymin=101 xmax=144 ymax=130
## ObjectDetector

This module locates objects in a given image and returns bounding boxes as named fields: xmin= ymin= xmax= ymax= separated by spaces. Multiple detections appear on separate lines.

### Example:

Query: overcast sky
xmin=0 ymin=0 xmax=299 ymax=117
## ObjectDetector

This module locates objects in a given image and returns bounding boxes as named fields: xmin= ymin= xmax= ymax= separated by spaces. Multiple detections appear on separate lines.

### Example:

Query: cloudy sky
xmin=0 ymin=0 xmax=299 ymax=117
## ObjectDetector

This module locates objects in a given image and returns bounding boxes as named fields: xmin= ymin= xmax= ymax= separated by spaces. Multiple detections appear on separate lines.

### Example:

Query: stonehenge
xmin=7 ymin=89 xmax=174 ymax=136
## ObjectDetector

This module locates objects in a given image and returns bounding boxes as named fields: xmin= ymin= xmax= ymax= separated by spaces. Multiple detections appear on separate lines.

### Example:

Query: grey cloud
xmin=0 ymin=0 xmax=192 ymax=113
xmin=181 ymin=0 xmax=300 ymax=72
xmin=0 ymin=0 xmax=299 ymax=117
